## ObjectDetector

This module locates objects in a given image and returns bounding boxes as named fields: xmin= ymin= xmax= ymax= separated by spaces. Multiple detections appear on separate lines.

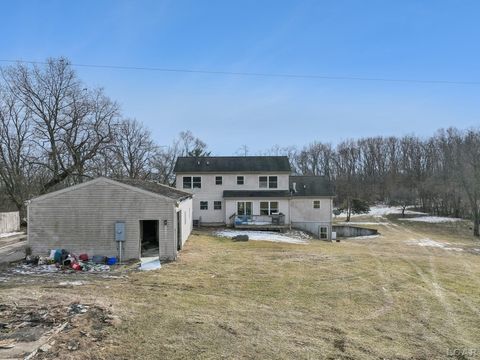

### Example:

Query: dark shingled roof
xmin=289 ymin=176 xmax=335 ymax=197
xmin=174 ymin=156 xmax=291 ymax=173
xmin=114 ymin=178 xmax=192 ymax=201
xmin=223 ymin=190 xmax=290 ymax=198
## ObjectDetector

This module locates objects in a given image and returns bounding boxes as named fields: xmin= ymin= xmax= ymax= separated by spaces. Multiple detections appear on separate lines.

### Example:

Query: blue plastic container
xmin=106 ymin=257 xmax=117 ymax=265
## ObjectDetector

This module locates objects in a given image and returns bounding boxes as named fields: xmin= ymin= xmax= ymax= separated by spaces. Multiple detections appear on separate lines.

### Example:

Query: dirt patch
xmin=0 ymin=301 xmax=116 ymax=359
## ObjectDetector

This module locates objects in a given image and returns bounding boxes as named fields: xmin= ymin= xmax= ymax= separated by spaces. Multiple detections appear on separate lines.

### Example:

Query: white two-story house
xmin=174 ymin=156 xmax=334 ymax=240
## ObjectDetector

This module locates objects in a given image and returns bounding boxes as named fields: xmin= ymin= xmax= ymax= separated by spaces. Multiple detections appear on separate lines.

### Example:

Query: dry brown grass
xmin=2 ymin=217 xmax=480 ymax=359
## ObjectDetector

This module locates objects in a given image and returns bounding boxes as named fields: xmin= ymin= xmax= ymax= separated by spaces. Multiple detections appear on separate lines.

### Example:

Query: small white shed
xmin=27 ymin=177 xmax=193 ymax=261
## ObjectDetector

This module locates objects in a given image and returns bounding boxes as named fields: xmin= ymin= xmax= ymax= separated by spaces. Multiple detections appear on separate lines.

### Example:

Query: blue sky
xmin=1 ymin=0 xmax=480 ymax=154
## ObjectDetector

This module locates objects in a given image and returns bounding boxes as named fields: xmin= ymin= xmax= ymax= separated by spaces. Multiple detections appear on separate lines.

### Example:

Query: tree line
xmin=1 ymin=58 xmax=479 ymax=236
xmin=273 ymin=130 xmax=479 ymax=235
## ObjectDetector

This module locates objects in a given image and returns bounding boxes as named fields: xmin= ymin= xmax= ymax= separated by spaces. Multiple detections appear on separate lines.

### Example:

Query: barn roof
xmin=29 ymin=177 xmax=192 ymax=204
xmin=174 ymin=156 xmax=291 ymax=173
xmin=114 ymin=178 xmax=192 ymax=201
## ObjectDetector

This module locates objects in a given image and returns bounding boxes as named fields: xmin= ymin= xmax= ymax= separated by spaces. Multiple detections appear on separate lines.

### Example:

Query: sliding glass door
xmin=237 ymin=201 xmax=253 ymax=216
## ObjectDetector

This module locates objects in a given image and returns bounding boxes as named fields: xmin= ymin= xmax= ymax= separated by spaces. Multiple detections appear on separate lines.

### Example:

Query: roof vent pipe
xmin=292 ymin=182 xmax=297 ymax=193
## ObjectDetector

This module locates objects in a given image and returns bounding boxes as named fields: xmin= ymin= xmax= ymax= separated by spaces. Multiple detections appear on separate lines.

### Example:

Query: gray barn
xmin=27 ymin=177 xmax=193 ymax=261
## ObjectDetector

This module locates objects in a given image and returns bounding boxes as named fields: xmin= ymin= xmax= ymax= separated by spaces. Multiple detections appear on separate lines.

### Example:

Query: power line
xmin=0 ymin=58 xmax=479 ymax=86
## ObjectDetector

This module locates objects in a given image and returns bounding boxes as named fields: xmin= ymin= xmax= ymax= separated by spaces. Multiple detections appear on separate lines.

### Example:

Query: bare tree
xmin=179 ymin=130 xmax=210 ymax=157
xmin=0 ymin=89 xmax=41 ymax=212
xmin=113 ymin=118 xmax=157 ymax=179
xmin=2 ymin=58 xmax=119 ymax=192
xmin=152 ymin=131 xmax=209 ymax=186
xmin=236 ymin=145 xmax=249 ymax=156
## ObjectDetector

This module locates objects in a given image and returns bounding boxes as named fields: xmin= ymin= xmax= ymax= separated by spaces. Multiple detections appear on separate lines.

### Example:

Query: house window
xmin=183 ymin=176 xmax=201 ymax=189
xmin=182 ymin=176 xmax=192 ymax=189
xmin=320 ymin=226 xmax=328 ymax=239
xmin=215 ymin=176 xmax=223 ymax=185
xmin=237 ymin=176 xmax=244 ymax=185
xmin=268 ymin=176 xmax=278 ymax=189
xmin=260 ymin=202 xmax=268 ymax=215
xmin=259 ymin=176 xmax=268 ymax=188
xmin=200 ymin=201 xmax=208 ymax=210
xmin=270 ymin=201 xmax=279 ymax=214
xmin=313 ymin=200 xmax=321 ymax=209
xmin=260 ymin=201 xmax=279 ymax=215
xmin=214 ymin=201 xmax=222 ymax=210
xmin=192 ymin=177 xmax=201 ymax=188
xmin=259 ymin=176 xmax=277 ymax=188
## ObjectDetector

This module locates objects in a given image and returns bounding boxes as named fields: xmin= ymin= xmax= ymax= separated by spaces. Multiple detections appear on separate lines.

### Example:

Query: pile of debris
xmin=20 ymin=249 xmax=115 ymax=274
xmin=0 ymin=302 xmax=118 ymax=358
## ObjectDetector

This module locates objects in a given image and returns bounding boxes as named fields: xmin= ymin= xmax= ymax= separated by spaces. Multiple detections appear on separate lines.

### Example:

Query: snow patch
xmin=399 ymin=216 xmax=463 ymax=223
xmin=0 ymin=231 xmax=24 ymax=238
xmin=350 ymin=234 xmax=381 ymax=240
xmin=407 ymin=239 xmax=463 ymax=251
xmin=140 ymin=257 xmax=161 ymax=271
xmin=215 ymin=229 xmax=309 ymax=244
xmin=336 ymin=222 xmax=384 ymax=225
xmin=335 ymin=205 xmax=425 ymax=218
xmin=59 ymin=280 xmax=87 ymax=286
xmin=368 ymin=206 xmax=426 ymax=217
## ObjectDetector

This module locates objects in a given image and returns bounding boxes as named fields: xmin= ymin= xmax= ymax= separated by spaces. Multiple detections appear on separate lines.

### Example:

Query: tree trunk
xmin=474 ymin=209 xmax=480 ymax=237
xmin=346 ymin=197 xmax=351 ymax=222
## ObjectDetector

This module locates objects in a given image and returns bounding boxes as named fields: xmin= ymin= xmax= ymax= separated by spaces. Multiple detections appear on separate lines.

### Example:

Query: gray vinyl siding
xmin=28 ymin=179 xmax=177 ymax=260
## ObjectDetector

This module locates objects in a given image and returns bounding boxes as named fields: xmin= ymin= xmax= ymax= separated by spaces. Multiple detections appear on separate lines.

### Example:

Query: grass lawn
xmin=2 ymin=217 xmax=480 ymax=359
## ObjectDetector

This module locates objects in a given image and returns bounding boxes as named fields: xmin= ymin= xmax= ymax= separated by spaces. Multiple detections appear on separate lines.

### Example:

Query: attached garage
xmin=27 ymin=177 xmax=193 ymax=261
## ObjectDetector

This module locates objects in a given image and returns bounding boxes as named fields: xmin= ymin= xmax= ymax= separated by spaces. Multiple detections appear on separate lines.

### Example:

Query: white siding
xmin=290 ymin=198 xmax=333 ymax=239
xmin=0 ymin=212 xmax=20 ymax=233
xmin=176 ymin=173 xmax=289 ymax=224
xmin=290 ymin=198 xmax=332 ymax=222
xmin=28 ymin=179 xmax=184 ymax=260
xmin=176 ymin=197 xmax=193 ymax=248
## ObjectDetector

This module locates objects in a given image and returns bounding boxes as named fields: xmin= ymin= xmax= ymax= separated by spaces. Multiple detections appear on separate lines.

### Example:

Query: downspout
xmin=26 ymin=200 xmax=31 ymax=249
xmin=330 ymin=196 xmax=334 ymax=242
xmin=288 ymin=197 xmax=291 ymax=230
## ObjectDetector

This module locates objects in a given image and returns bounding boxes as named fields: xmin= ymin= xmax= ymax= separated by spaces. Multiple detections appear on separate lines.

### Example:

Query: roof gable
xmin=174 ymin=156 xmax=291 ymax=173
xmin=114 ymin=178 xmax=191 ymax=200
xmin=29 ymin=177 xmax=192 ymax=204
